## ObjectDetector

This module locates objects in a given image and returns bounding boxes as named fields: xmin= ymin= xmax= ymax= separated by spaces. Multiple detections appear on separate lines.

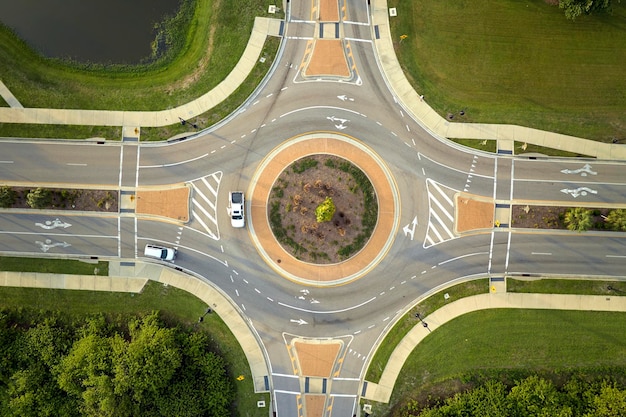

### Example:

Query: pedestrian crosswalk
xmin=424 ymin=179 xmax=457 ymax=248
xmin=189 ymin=171 xmax=222 ymax=240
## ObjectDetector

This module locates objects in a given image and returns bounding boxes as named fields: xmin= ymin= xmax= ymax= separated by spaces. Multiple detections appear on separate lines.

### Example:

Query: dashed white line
xmin=607 ymin=255 xmax=626 ymax=258
xmin=368 ymin=324 xmax=375 ymax=329
xmin=532 ymin=252 xmax=552 ymax=256
xmin=255 ymin=288 xmax=261 ymax=294
xmin=66 ymin=163 xmax=87 ymax=166
xmin=235 ymin=289 xmax=239 ymax=296
xmin=267 ymin=297 xmax=274 ymax=302
xmin=243 ymin=278 xmax=248 ymax=284
xmin=252 ymin=100 xmax=260 ymax=105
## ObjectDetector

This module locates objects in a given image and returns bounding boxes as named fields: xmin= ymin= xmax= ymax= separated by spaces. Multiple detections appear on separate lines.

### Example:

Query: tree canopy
xmin=559 ymin=0 xmax=614 ymax=20
xmin=0 ymin=309 xmax=234 ymax=416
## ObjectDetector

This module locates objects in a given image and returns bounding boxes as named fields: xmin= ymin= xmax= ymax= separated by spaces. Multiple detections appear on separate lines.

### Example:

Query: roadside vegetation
xmin=390 ymin=0 xmax=626 ymax=142
xmin=373 ymin=309 xmax=626 ymax=416
xmin=507 ymin=277 xmax=626 ymax=295
xmin=0 ymin=0 xmax=269 ymax=110
xmin=0 ymin=256 xmax=108 ymax=276
xmin=0 ymin=281 xmax=269 ymax=417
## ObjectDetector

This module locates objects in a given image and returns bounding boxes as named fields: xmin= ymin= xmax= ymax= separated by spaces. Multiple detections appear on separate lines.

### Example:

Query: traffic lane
xmin=0 ymin=230 xmax=118 ymax=257
xmin=0 ymin=141 xmax=120 ymax=185
xmin=507 ymin=233 xmax=626 ymax=277
xmin=513 ymin=158 xmax=626 ymax=184
xmin=513 ymin=178 xmax=626 ymax=205
xmin=0 ymin=213 xmax=118 ymax=236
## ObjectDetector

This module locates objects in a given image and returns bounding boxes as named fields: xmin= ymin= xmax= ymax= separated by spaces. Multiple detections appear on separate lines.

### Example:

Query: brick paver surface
xmin=136 ymin=187 xmax=190 ymax=222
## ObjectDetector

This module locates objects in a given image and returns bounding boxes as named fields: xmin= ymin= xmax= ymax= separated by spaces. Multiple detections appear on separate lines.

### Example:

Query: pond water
xmin=0 ymin=0 xmax=181 ymax=64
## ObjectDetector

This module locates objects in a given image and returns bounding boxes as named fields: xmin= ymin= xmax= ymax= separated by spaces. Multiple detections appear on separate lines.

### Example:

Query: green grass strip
xmin=390 ymin=0 xmax=626 ymax=141
xmin=0 ymin=256 xmax=108 ymax=275
xmin=365 ymin=279 xmax=488 ymax=383
xmin=377 ymin=309 xmax=626 ymax=416
xmin=508 ymin=277 xmax=625 ymax=295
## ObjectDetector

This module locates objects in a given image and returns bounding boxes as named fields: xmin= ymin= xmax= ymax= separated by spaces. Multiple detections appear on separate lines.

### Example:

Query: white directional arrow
xmin=290 ymin=319 xmax=308 ymax=326
xmin=335 ymin=124 xmax=347 ymax=130
xmin=35 ymin=218 xmax=72 ymax=230
xmin=310 ymin=299 xmax=320 ymax=304
xmin=403 ymin=216 xmax=418 ymax=240
xmin=560 ymin=163 xmax=597 ymax=177
xmin=300 ymin=289 xmax=310 ymax=295
xmin=326 ymin=116 xmax=349 ymax=124
xmin=35 ymin=239 xmax=71 ymax=253
xmin=337 ymin=95 xmax=355 ymax=102
xmin=560 ymin=187 xmax=598 ymax=198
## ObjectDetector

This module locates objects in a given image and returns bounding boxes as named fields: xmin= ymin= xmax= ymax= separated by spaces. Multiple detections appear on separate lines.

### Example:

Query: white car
xmin=144 ymin=244 xmax=177 ymax=261
xmin=229 ymin=191 xmax=245 ymax=228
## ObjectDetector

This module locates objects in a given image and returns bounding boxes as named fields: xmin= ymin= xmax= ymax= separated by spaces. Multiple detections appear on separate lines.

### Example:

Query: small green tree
xmin=606 ymin=209 xmax=626 ymax=231
xmin=315 ymin=197 xmax=336 ymax=223
xmin=26 ymin=188 xmax=51 ymax=209
xmin=559 ymin=0 xmax=613 ymax=20
xmin=564 ymin=207 xmax=593 ymax=232
xmin=0 ymin=185 xmax=16 ymax=208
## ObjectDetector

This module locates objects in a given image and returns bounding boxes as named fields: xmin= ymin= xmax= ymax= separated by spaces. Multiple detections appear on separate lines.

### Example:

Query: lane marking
xmin=278 ymin=296 xmax=376 ymax=314
xmin=531 ymin=252 xmax=552 ymax=256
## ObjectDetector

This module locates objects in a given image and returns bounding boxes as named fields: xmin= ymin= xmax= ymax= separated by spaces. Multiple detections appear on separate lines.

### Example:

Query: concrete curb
xmin=362 ymin=291 xmax=626 ymax=403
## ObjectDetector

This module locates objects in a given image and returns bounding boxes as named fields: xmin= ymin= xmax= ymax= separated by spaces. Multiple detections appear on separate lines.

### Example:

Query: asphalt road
xmin=1 ymin=1 xmax=626 ymax=416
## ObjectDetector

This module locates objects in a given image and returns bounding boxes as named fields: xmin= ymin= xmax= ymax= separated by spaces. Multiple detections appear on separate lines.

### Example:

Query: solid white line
xmin=118 ymin=145 xmax=124 ymax=187
xmin=135 ymin=143 xmax=141 ymax=188
xmin=419 ymin=152 xmax=493 ymax=179
xmin=438 ymin=252 xmax=489 ymax=266
xmin=333 ymin=377 xmax=360 ymax=381
xmin=330 ymin=393 xmax=358 ymax=398
xmin=274 ymin=389 xmax=301 ymax=395
xmin=117 ymin=217 xmax=121 ymax=257
xmin=272 ymin=373 xmax=299 ymax=379
xmin=0 ymin=230 xmax=117 ymax=238
xmin=487 ymin=231 xmax=495 ymax=274
xmin=606 ymin=255 xmax=626 ymax=258
xmin=280 ymin=105 xmax=362 ymax=119
xmin=140 ymin=152 xmax=208 ymax=168
xmin=66 ymin=163 xmax=87 ymax=166
xmin=531 ymin=252 xmax=552 ymax=256
xmin=0 ymin=160 xmax=14 ymax=163
xmin=505 ymin=232 xmax=512 ymax=271
xmin=278 ymin=296 xmax=376 ymax=314
xmin=509 ymin=159 xmax=515 ymax=201
xmin=492 ymin=158 xmax=498 ymax=200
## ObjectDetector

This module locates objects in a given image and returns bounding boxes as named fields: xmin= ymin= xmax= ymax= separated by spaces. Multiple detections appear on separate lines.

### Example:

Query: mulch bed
xmin=4 ymin=187 xmax=118 ymax=212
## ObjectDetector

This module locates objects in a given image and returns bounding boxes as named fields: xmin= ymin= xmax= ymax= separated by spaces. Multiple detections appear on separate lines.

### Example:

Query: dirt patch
xmin=455 ymin=194 xmax=494 ymax=233
xmin=319 ymin=0 xmax=339 ymax=21
xmin=294 ymin=341 xmax=341 ymax=377
xmin=304 ymin=395 xmax=326 ymax=417
xmin=305 ymin=40 xmax=350 ymax=77
xmin=3 ymin=187 xmax=118 ymax=212
xmin=511 ymin=205 xmax=614 ymax=230
xmin=268 ymin=155 xmax=377 ymax=264
xmin=136 ymin=187 xmax=189 ymax=222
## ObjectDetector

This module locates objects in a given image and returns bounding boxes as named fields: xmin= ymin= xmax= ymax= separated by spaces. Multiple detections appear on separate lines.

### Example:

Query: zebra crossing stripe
xmin=201 ymin=177 xmax=218 ymax=198
xmin=430 ymin=194 xmax=454 ymax=222
xmin=428 ymin=181 xmax=454 ymax=205
xmin=193 ymin=185 xmax=216 ymax=211
xmin=430 ymin=210 xmax=454 ymax=238
xmin=192 ymin=198 xmax=217 ymax=224
xmin=191 ymin=210 xmax=218 ymax=240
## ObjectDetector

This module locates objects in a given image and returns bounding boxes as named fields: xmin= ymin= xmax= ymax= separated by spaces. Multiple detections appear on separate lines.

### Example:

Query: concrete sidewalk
xmin=0 ymin=17 xmax=283 ymax=128
xmin=362 ymin=291 xmax=626 ymax=403
xmin=0 ymin=262 xmax=270 ymax=394
xmin=370 ymin=0 xmax=626 ymax=160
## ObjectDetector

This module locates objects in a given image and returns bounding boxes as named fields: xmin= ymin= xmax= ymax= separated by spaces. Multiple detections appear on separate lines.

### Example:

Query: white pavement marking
xmin=532 ymin=252 xmax=552 ymax=256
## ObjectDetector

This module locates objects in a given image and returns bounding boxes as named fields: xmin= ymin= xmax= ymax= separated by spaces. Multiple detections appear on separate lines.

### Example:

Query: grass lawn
xmin=365 ymin=279 xmax=489 ymax=383
xmin=0 ymin=256 xmax=108 ymax=275
xmin=390 ymin=0 xmax=626 ymax=142
xmin=0 ymin=0 xmax=272 ymax=111
xmin=374 ymin=309 xmax=626 ymax=416
xmin=508 ymin=277 xmax=625 ymax=295
xmin=0 ymin=281 xmax=269 ymax=417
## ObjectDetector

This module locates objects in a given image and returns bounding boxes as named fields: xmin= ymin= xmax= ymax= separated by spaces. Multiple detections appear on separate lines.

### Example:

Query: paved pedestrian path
xmin=0 ymin=3 xmax=623 ymax=161
xmin=370 ymin=0 xmax=626 ymax=160
xmin=362 ymin=291 xmax=626 ymax=403
xmin=0 ymin=80 xmax=23 ymax=108
xmin=0 ymin=17 xmax=282 ymax=128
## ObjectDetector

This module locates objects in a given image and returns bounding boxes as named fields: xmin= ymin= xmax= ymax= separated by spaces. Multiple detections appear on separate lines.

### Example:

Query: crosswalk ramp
xmin=424 ymin=179 xmax=457 ymax=248
xmin=189 ymin=171 xmax=222 ymax=240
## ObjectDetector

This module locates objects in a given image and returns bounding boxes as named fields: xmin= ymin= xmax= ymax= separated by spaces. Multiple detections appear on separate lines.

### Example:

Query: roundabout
xmin=248 ymin=132 xmax=401 ymax=286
